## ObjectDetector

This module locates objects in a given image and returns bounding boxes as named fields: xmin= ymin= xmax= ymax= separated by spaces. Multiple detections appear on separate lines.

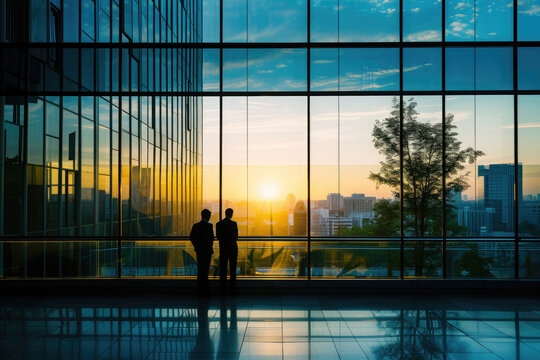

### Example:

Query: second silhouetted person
xmin=190 ymin=209 xmax=214 ymax=296
xmin=216 ymin=208 xmax=238 ymax=295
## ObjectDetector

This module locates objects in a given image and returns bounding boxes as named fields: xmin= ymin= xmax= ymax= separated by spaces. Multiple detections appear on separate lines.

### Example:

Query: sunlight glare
xmin=260 ymin=182 xmax=279 ymax=200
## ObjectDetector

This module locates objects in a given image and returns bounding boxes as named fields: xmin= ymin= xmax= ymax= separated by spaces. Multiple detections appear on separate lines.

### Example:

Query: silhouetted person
xmin=190 ymin=209 xmax=214 ymax=296
xmin=216 ymin=208 xmax=238 ymax=295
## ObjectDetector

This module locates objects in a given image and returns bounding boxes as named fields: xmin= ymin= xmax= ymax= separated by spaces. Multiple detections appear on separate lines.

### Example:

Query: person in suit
xmin=216 ymin=208 xmax=238 ymax=295
xmin=190 ymin=209 xmax=214 ymax=296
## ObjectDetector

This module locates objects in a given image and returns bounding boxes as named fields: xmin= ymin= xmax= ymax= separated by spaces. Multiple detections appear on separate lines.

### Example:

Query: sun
xmin=260 ymin=182 xmax=279 ymax=200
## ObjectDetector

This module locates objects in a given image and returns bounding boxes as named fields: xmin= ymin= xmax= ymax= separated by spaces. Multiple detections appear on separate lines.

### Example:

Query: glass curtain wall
xmin=2 ymin=0 xmax=540 ymax=279
xmin=1 ymin=1 xmax=203 ymax=278
xmin=198 ymin=0 xmax=540 ymax=280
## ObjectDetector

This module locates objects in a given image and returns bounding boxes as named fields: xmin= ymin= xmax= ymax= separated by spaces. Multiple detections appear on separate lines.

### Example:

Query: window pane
xmin=247 ymin=0 xmax=307 ymax=42
xmin=445 ymin=48 xmax=474 ymax=90
xmin=30 ymin=0 xmax=48 ymax=42
xmin=223 ymin=0 xmax=247 ymax=42
xmin=63 ymin=109 xmax=78 ymax=170
xmin=310 ymin=97 xmax=339 ymax=236
xmin=403 ymin=48 xmax=442 ymax=91
xmin=28 ymin=99 xmax=44 ymax=165
xmin=203 ymin=49 xmax=220 ymax=91
xmin=446 ymin=48 xmax=513 ymax=90
xmin=247 ymin=97 xmax=307 ymax=236
xmin=310 ymin=0 xmax=338 ymax=42
xmin=519 ymin=242 xmax=540 ymax=278
xmin=403 ymin=96 xmax=442 ymax=237
xmin=310 ymin=240 xmax=401 ymax=278
xmin=82 ymin=0 xmax=96 ymax=41
xmin=223 ymin=97 xmax=248 ymax=234
xmin=446 ymin=96 xmax=514 ymax=237
xmin=247 ymin=49 xmax=307 ymax=91
xmin=46 ymin=102 xmax=60 ymax=137
xmin=404 ymin=240 xmax=442 ymax=277
xmin=518 ymin=48 xmax=540 ymax=90
xmin=64 ymin=0 xmax=79 ymax=42
xmin=339 ymin=0 xmax=399 ymax=42
xmin=310 ymin=49 xmax=338 ymax=91
xmin=446 ymin=0 xmax=513 ymax=41
xmin=403 ymin=0 xmax=442 ymax=42
xmin=518 ymin=0 xmax=540 ymax=40
xmin=475 ymin=0 xmax=513 ymax=41
xmin=476 ymin=48 xmax=513 ymax=90
xmin=339 ymin=48 xmax=399 ymax=91
xmin=519 ymin=96 xmax=540 ymax=237
xmin=447 ymin=241 xmax=515 ymax=278
xmin=223 ymin=49 xmax=247 ymax=91
xmin=203 ymin=0 xmax=220 ymax=42
xmin=339 ymin=96 xmax=400 ymax=237
xmin=202 ymin=97 xmax=220 ymax=225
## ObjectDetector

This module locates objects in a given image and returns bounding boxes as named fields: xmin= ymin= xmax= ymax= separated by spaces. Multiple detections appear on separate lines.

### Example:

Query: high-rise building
xmin=343 ymin=193 xmax=376 ymax=217
xmin=291 ymin=201 xmax=307 ymax=236
xmin=326 ymin=193 xmax=343 ymax=215
xmin=478 ymin=164 xmax=522 ymax=233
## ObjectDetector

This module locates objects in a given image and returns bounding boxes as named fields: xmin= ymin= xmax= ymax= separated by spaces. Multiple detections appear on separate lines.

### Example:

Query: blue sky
xmin=204 ymin=0 xmax=540 ymax=43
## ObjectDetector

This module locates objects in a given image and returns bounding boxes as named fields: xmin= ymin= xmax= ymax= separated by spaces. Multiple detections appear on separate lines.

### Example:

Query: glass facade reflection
xmin=1 ymin=0 xmax=203 ymax=238
xmin=2 ymin=0 xmax=540 ymax=280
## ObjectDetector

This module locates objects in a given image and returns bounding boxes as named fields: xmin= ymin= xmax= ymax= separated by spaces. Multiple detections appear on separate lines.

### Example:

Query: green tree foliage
xmin=368 ymin=97 xmax=484 ymax=275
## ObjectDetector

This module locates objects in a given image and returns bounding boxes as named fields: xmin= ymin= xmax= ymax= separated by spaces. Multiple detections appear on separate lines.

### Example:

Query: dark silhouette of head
xmin=225 ymin=208 xmax=233 ymax=219
xmin=201 ymin=209 xmax=211 ymax=221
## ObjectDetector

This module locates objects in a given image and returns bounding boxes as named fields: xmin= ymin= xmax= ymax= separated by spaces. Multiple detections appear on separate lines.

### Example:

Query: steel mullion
xmin=307 ymin=0 xmax=311 ymax=281
xmin=219 ymin=0 xmax=223 ymax=222
xmin=399 ymin=0 xmax=404 ymax=279
xmin=442 ymin=0 xmax=447 ymax=279
xmin=13 ymin=90 xmax=540 ymax=97
xmin=514 ymin=0 xmax=519 ymax=280
xmin=3 ymin=41 xmax=538 ymax=49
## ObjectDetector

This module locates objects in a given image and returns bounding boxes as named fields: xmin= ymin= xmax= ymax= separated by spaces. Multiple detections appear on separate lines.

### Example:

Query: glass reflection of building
xmin=1 ymin=0 xmax=203 ymax=238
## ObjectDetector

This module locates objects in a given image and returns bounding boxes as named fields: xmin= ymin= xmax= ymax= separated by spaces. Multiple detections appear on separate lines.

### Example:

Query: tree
xmin=454 ymin=243 xmax=494 ymax=278
xmin=369 ymin=97 xmax=484 ymax=275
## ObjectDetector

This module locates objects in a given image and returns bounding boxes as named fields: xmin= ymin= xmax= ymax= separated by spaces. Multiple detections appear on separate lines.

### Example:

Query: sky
xmin=202 ymin=95 xmax=540 ymax=203
xmin=203 ymin=0 xmax=540 ymax=43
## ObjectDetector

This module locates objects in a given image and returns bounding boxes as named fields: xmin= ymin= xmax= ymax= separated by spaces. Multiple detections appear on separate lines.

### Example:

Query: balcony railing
xmin=1 ymin=237 xmax=539 ymax=279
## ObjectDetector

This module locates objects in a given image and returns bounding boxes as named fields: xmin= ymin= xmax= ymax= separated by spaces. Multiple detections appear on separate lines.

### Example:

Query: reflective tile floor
xmin=1 ymin=293 xmax=540 ymax=360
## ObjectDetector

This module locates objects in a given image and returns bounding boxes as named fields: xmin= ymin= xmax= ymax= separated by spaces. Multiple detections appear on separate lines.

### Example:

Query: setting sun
xmin=260 ymin=182 xmax=279 ymax=200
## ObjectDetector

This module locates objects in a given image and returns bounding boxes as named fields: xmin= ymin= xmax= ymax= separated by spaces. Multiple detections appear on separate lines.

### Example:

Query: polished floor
xmin=1 ymin=292 xmax=540 ymax=360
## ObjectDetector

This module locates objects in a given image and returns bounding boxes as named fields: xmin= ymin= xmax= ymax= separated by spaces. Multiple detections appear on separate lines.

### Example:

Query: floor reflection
xmin=0 ymin=294 xmax=539 ymax=359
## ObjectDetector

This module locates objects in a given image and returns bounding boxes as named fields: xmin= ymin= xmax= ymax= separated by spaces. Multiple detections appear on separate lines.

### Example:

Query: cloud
xmin=518 ymin=122 xmax=540 ymax=129
xmin=411 ymin=7 xmax=420 ymax=12
xmin=313 ymin=60 xmax=335 ymax=64
xmin=404 ymin=30 xmax=442 ymax=42
xmin=520 ymin=4 xmax=540 ymax=15
xmin=257 ymin=70 xmax=274 ymax=74
xmin=276 ymin=64 xmax=287 ymax=68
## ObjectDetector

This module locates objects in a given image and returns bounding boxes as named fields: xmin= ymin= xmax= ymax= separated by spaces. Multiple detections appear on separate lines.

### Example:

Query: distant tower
xmin=326 ymin=193 xmax=343 ymax=215
xmin=286 ymin=193 xmax=296 ymax=212
xmin=292 ymin=201 xmax=307 ymax=236
xmin=478 ymin=164 xmax=522 ymax=233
